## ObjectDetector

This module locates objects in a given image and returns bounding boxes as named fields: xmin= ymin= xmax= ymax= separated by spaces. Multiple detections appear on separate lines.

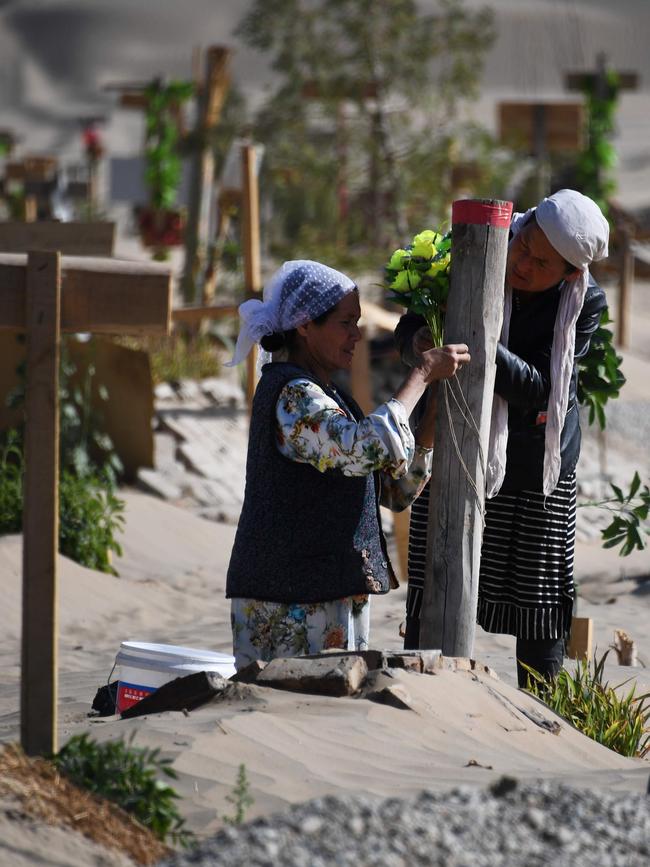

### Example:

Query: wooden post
xmin=21 ymin=251 xmax=61 ymax=756
xmin=180 ymin=46 xmax=231 ymax=303
xmin=241 ymin=144 xmax=262 ymax=412
xmin=617 ymin=227 xmax=633 ymax=348
xmin=419 ymin=199 xmax=512 ymax=656
xmin=202 ymin=197 xmax=233 ymax=305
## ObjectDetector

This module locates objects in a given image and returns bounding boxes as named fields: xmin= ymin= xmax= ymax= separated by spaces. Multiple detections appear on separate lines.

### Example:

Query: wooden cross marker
xmin=419 ymin=199 xmax=512 ymax=656
xmin=0 ymin=251 xmax=171 ymax=755
xmin=565 ymin=52 xmax=638 ymax=100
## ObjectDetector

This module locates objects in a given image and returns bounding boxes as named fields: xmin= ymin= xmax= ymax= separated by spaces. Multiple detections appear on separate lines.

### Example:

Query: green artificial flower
xmin=426 ymin=254 xmax=450 ymax=277
xmin=388 ymin=248 xmax=409 ymax=270
xmin=415 ymin=229 xmax=440 ymax=244
xmin=384 ymin=226 xmax=450 ymax=347
xmin=411 ymin=233 xmax=435 ymax=260
xmin=391 ymin=269 xmax=420 ymax=293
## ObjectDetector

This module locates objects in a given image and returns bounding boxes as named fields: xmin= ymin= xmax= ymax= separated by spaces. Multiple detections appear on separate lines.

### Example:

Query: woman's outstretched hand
xmin=418 ymin=344 xmax=471 ymax=382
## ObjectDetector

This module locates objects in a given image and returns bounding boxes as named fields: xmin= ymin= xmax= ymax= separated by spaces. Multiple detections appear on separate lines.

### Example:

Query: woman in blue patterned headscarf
xmin=225 ymin=259 xmax=470 ymax=669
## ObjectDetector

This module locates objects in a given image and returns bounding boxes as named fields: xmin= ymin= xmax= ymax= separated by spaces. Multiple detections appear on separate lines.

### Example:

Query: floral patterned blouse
xmin=275 ymin=378 xmax=432 ymax=511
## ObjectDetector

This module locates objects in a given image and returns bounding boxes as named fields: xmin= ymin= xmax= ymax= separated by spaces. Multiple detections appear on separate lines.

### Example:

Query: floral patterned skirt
xmin=230 ymin=596 xmax=370 ymax=671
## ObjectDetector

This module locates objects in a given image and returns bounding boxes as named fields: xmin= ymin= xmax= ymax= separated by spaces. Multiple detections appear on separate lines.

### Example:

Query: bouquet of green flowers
xmin=385 ymin=228 xmax=451 ymax=347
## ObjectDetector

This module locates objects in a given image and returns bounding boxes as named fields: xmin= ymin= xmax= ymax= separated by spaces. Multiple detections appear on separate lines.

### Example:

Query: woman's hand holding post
xmin=418 ymin=344 xmax=471 ymax=382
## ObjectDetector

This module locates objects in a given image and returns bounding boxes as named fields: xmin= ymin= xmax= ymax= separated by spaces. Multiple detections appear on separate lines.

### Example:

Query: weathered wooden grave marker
xmin=419 ymin=199 xmax=512 ymax=657
xmin=0 ymin=251 xmax=171 ymax=755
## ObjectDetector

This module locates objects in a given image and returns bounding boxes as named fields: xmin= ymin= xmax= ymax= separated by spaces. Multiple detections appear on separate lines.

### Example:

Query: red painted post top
xmin=452 ymin=199 xmax=513 ymax=228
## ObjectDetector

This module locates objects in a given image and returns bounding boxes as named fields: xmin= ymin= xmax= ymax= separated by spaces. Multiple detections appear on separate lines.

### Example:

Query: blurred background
xmin=1 ymin=0 xmax=649 ymax=287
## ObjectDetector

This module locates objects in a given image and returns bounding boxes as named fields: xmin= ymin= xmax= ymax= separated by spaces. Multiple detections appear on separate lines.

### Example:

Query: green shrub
xmin=53 ymin=734 xmax=193 ymax=847
xmin=0 ymin=433 xmax=125 ymax=576
xmin=524 ymin=651 xmax=650 ymax=758
xmin=59 ymin=471 xmax=125 ymax=575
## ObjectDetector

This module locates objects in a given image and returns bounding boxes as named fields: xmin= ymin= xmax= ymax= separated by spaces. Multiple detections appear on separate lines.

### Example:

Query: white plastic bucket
xmin=115 ymin=641 xmax=236 ymax=715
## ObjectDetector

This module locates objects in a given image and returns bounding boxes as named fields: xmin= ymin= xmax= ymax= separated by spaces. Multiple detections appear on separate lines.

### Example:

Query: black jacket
xmin=394 ymin=274 xmax=607 ymax=492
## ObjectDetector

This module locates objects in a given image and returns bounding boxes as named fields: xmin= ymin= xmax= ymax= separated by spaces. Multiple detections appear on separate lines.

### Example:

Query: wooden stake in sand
xmin=0 ymin=251 xmax=172 ymax=756
xmin=241 ymin=144 xmax=263 ymax=412
xmin=419 ymin=199 xmax=512 ymax=657
xmin=180 ymin=46 xmax=231 ymax=303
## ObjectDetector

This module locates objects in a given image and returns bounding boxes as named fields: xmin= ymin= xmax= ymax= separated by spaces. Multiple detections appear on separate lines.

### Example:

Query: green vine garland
xmin=144 ymin=79 xmax=194 ymax=211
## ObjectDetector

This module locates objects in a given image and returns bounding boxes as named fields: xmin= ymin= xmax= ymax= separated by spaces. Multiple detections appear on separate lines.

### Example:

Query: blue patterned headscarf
xmin=227 ymin=260 xmax=356 ymax=366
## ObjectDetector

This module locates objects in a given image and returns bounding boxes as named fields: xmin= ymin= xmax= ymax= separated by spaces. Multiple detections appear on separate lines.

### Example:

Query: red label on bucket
xmin=116 ymin=681 xmax=156 ymax=714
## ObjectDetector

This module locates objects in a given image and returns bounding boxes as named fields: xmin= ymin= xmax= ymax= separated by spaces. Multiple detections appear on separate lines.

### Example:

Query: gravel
xmin=161 ymin=778 xmax=650 ymax=867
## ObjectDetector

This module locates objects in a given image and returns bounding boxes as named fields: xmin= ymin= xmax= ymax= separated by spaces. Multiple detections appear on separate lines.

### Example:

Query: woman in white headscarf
xmin=396 ymin=190 xmax=609 ymax=686
xmin=226 ymin=260 xmax=470 ymax=670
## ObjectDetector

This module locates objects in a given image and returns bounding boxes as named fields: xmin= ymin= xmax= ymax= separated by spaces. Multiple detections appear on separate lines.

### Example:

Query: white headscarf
xmin=226 ymin=260 xmax=356 ymax=367
xmin=486 ymin=189 xmax=609 ymax=497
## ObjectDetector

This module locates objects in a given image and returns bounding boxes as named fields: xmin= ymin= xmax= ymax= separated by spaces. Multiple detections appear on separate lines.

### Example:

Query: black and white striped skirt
xmin=405 ymin=474 xmax=576 ymax=641
xmin=477 ymin=473 xmax=576 ymax=640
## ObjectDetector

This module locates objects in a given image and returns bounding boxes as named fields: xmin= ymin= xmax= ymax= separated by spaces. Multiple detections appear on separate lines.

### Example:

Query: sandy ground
xmin=0 ymin=282 xmax=648 ymax=865
xmin=1 ymin=477 xmax=648 ymax=865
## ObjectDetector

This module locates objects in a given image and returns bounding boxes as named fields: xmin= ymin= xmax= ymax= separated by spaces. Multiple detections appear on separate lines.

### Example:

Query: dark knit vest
xmin=226 ymin=362 xmax=395 ymax=603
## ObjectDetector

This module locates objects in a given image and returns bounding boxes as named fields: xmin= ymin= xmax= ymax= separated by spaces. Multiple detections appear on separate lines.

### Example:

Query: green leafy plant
xmin=577 ymin=309 xmax=625 ymax=429
xmin=0 ymin=434 xmax=125 ymax=575
xmin=223 ymin=763 xmax=254 ymax=826
xmin=52 ymin=734 xmax=194 ymax=847
xmin=524 ymin=651 xmax=650 ymax=758
xmin=384 ymin=228 xmax=451 ymax=346
xmin=59 ymin=471 xmax=125 ymax=575
xmin=583 ymin=472 xmax=650 ymax=557
xmin=3 ymin=337 xmax=126 ymax=573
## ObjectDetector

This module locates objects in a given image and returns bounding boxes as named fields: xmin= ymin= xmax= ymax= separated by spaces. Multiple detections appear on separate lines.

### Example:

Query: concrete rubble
xmin=119 ymin=650 xmax=502 ymax=718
